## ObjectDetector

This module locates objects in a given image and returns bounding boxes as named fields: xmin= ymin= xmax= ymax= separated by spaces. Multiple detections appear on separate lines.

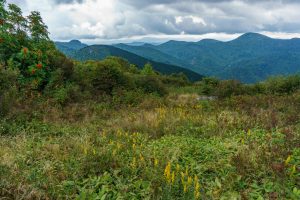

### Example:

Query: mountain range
xmin=56 ymin=33 xmax=300 ymax=83
xmin=55 ymin=41 xmax=203 ymax=82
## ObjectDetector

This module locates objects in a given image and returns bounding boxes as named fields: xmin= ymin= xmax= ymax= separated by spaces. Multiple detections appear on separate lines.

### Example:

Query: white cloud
xmin=6 ymin=0 xmax=300 ymax=43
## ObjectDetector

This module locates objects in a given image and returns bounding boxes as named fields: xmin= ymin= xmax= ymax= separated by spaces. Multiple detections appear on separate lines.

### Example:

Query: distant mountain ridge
xmin=146 ymin=33 xmax=300 ymax=83
xmin=56 ymin=43 xmax=203 ymax=81
xmin=55 ymin=33 xmax=300 ymax=83
xmin=55 ymin=40 xmax=88 ymax=57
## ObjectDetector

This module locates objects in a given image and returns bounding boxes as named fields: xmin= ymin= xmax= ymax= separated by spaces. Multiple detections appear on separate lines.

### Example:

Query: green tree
xmin=7 ymin=4 xmax=28 ymax=37
xmin=28 ymin=11 xmax=49 ymax=42
xmin=141 ymin=62 xmax=156 ymax=76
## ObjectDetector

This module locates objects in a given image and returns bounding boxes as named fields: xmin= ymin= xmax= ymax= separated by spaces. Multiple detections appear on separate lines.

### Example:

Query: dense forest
xmin=0 ymin=1 xmax=299 ymax=199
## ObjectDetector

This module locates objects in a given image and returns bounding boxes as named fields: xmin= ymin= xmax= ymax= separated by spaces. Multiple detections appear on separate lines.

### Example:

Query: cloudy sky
xmin=7 ymin=0 xmax=300 ymax=44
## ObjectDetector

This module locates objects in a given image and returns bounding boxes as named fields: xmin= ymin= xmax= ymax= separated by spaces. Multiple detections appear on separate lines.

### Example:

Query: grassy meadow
xmin=1 ymin=89 xmax=299 ymax=199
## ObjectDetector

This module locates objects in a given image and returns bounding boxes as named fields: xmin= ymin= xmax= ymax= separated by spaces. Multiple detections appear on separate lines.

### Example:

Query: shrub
xmin=48 ymin=51 xmax=74 ymax=80
xmin=141 ymin=62 xmax=156 ymax=76
xmin=198 ymin=77 xmax=220 ymax=95
xmin=135 ymin=76 xmax=167 ymax=96
xmin=214 ymin=80 xmax=243 ymax=98
xmin=92 ymin=61 xmax=127 ymax=95
xmin=264 ymin=75 xmax=300 ymax=94
xmin=161 ymin=73 xmax=190 ymax=87
xmin=0 ymin=66 xmax=19 ymax=116
xmin=52 ymin=83 xmax=80 ymax=105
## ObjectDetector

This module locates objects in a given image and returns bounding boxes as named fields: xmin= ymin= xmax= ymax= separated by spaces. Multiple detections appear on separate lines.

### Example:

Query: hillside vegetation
xmin=0 ymin=2 xmax=300 ymax=200
xmin=56 ymin=41 xmax=203 ymax=82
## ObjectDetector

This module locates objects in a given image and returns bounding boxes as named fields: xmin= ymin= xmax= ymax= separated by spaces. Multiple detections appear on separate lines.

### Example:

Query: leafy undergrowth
xmin=0 ymin=94 xmax=300 ymax=199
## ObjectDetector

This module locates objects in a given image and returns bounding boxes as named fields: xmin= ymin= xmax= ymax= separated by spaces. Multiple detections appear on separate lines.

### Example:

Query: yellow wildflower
xmin=84 ymin=148 xmax=88 ymax=155
xmin=194 ymin=179 xmax=201 ymax=199
xmin=285 ymin=155 xmax=292 ymax=166
xmin=181 ymin=172 xmax=185 ymax=184
xmin=139 ymin=154 xmax=144 ymax=162
xmin=187 ymin=176 xmax=193 ymax=185
xmin=154 ymin=158 xmax=159 ymax=167
xmin=291 ymin=165 xmax=296 ymax=175
xmin=194 ymin=175 xmax=199 ymax=184
xmin=164 ymin=162 xmax=171 ymax=183
xmin=185 ymin=167 xmax=189 ymax=177
xmin=131 ymin=157 xmax=136 ymax=169
xmin=176 ymin=164 xmax=180 ymax=172
xmin=117 ymin=142 xmax=121 ymax=150
xmin=247 ymin=129 xmax=251 ymax=136
xmin=171 ymin=172 xmax=175 ymax=184
xmin=183 ymin=184 xmax=188 ymax=193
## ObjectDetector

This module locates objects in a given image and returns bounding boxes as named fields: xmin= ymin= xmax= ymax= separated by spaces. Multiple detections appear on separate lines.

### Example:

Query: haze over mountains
xmin=56 ymin=33 xmax=300 ymax=83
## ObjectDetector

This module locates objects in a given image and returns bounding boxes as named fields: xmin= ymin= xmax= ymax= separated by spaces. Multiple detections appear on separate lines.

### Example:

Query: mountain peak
xmin=69 ymin=40 xmax=83 ymax=44
xmin=236 ymin=32 xmax=271 ymax=41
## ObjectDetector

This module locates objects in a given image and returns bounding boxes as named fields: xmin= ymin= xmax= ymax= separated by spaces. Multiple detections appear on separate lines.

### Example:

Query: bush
xmin=161 ymin=73 xmax=190 ymax=87
xmin=48 ymin=51 xmax=74 ymax=80
xmin=52 ymin=83 xmax=80 ymax=105
xmin=264 ymin=75 xmax=300 ymax=94
xmin=198 ymin=77 xmax=220 ymax=95
xmin=214 ymin=80 xmax=243 ymax=98
xmin=92 ymin=61 xmax=127 ymax=95
xmin=135 ymin=76 xmax=167 ymax=97
xmin=0 ymin=66 xmax=19 ymax=116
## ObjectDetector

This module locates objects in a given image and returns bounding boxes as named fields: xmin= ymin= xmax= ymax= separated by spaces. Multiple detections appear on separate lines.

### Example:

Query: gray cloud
xmin=53 ymin=0 xmax=84 ymax=4
xmin=7 ymin=0 xmax=300 ymax=42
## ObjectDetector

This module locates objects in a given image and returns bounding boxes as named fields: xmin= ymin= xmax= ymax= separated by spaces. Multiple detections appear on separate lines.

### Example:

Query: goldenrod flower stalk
xmin=185 ymin=167 xmax=189 ymax=177
xmin=84 ymin=147 xmax=88 ymax=155
xmin=187 ymin=176 xmax=193 ymax=186
xmin=131 ymin=157 xmax=136 ymax=169
xmin=117 ymin=142 xmax=121 ymax=150
xmin=181 ymin=172 xmax=185 ymax=184
xmin=139 ymin=154 xmax=144 ymax=163
xmin=291 ymin=165 xmax=296 ymax=175
xmin=183 ymin=184 xmax=188 ymax=193
xmin=194 ymin=175 xmax=201 ymax=199
xmin=164 ymin=162 xmax=171 ymax=183
xmin=176 ymin=164 xmax=180 ymax=172
xmin=171 ymin=172 xmax=175 ymax=184
xmin=194 ymin=175 xmax=199 ymax=184
xmin=117 ymin=129 xmax=122 ymax=137
xmin=247 ymin=129 xmax=251 ymax=136
xmin=285 ymin=155 xmax=292 ymax=166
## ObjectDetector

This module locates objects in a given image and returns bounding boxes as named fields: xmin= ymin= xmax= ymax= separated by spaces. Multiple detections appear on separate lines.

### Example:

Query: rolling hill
xmin=72 ymin=45 xmax=203 ymax=81
xmin=146 ymin=33 xmax=300 ymax=83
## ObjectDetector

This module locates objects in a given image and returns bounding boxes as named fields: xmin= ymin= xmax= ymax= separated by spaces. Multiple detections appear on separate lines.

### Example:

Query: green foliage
xmin=0 ymin=1 xmax=69 ymax=92
xmin=136 ymin=76 xmax=167 ymax=97
xmin=141 ymin=62 xmax=156 ymax=75
xmin=263 ymin=75 xmax=300 ymax=94
xmin=199 ymin=77 xmax=220 ymax=95
xmin=0 ymin=66 xmax=19 ymax=116
xmin=61 ymin=44 xmax=203 ymax=82
xmin=196 ymin=75 xmax=300 ymax=98
xmin=27 ymin=11 xmax=49 ymax=42
xmin=214 ymin=80 xmax=244 ymax=98
xmin=92 ymin=61 xmax=127 ymax=95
